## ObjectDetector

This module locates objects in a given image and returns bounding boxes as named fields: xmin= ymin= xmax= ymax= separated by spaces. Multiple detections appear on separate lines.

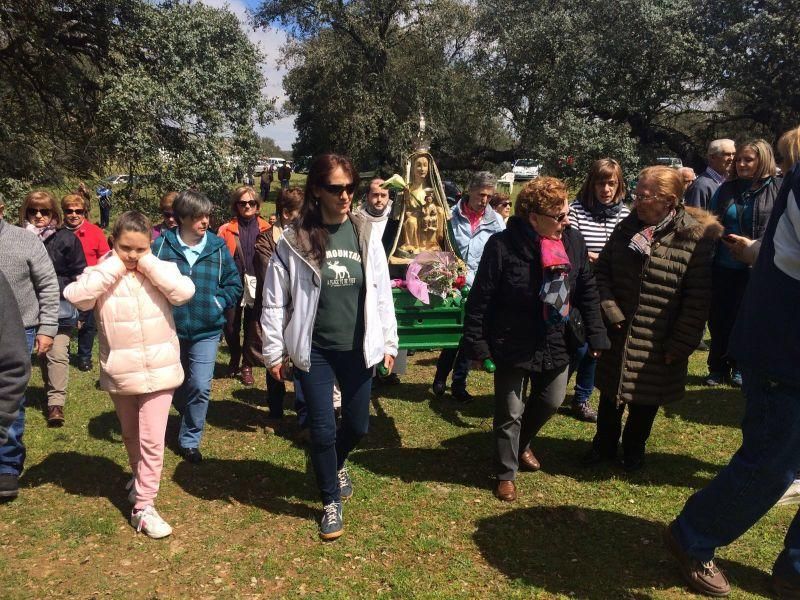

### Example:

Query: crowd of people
xmin=2 ymin=126 xmax=800 ymax=596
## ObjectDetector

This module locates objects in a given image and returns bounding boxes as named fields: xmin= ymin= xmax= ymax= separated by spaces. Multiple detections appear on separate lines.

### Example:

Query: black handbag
xmin=566 ymin=306 xmax=586 ymax=352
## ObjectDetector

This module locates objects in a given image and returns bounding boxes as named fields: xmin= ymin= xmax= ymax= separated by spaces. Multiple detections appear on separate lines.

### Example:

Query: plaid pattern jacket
xmin=153 ymin=229 xmax=242 ymax=342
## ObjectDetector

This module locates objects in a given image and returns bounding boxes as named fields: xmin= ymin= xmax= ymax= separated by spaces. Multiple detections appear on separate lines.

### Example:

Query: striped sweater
xmin=568 ymin=200 xmax=630 ymax=253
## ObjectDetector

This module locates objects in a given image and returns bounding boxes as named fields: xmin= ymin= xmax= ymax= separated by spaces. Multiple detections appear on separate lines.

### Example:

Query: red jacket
xmin=71 ymin=219 xmax=110 ymax=267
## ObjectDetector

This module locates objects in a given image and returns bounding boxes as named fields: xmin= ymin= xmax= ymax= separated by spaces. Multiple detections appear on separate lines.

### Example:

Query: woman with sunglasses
xmin=20 ymin=191 xmax=87 ymax=426
xmin=565 ymin=159 xmax=631 ymax=423
xmin=152 ymin=192 xmax=178 ymax=240
xmin=217 ymin=186 xmax=270 ymax=385
xmin=464 ymin=177 xmax=609 ymax=502
xmin=261 ymin=154 xmax=397 ymax=540
xmin=490 ymin=192 xmax=512 ymax=223
xmin=585 ymin=166 xmax=720 ymax=472
xmin=62 ymin=193 xmax=109 ymax=372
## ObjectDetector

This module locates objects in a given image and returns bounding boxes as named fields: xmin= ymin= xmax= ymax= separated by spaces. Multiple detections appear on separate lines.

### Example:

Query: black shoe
xmin=178 ymin=446 xmax=203 ymax=463
xmin=0 ymin=473 xmax=19 ymax=500
xmin=452 ymin=389 xmax=473 ymax=404
xmin=581 ymin=447 xmax=615 ymax=467
xmin=432 ymin=380 xmax=446 ymax=397
xmin=76 ymin=358 xmax=93 ymax=372
xmin=622 ymin=454 xmax=645 ymax=472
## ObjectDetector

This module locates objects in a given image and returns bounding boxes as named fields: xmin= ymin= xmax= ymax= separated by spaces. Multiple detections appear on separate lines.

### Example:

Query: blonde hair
xmin=20 ymin=190 xmax=61 ymax=227
xmin=777 ymin=126 xmax=800 ymax=173
xmin=61 ymin=193 xmax=88 ymax=212
xmin=515 ymin=177 xmax=568 ymax=218
xmin=734 ymin=139 xmax=777 ymax=181
xmin=638 ymin=166 xmax=684 ymax=209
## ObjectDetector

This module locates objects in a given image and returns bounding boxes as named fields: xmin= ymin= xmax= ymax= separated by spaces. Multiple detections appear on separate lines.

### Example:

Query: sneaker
xmin=130 ymin=505 xmax=172 ymax=539
xmin=571 ymin=402 xmax=598 ymax=423
xmin=704 ymin=372 xmax=726 ymax=387
xmin=319 ymin=501 xmax=343 ymax=540
xmin=663 ymin=521 xmax=730 ymax=597
xmin=452 ymin=389 xmax=473 ymax=404
xmin=125 ymin=477 xmax=137 ymax=504
xmin=337 ymin=467 xmax=353 ymax=500
xmin=0 ymin=473 xmax=19 ymax=500
xmin=730 ymin=371 xmax=742 ymax=388
xmin=777 ymin=480 xmax=800 ymax=507
xmin=432 ymin=380 xmax=446 ymax=397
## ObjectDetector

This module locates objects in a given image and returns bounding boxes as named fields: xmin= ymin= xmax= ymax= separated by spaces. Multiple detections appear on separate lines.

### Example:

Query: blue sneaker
xmin=730 ymin=371 xmax=743 ymax=387
xmin=319 ymin=501 xmax=343 ymax=540
xmin=337 ymin=467 xmax=353 ymax=500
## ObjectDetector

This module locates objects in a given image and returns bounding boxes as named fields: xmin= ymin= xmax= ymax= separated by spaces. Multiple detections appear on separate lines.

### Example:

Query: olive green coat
xmin=594 ymin=206 xmax=722 ymax=406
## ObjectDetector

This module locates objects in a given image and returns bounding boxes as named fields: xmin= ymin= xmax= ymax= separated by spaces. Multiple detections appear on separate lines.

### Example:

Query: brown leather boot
xmin=47 ymin=405 xmax=64 ymax=427
xmin=494 ymin=480 xmax=517 ymax=502
xmin=240 ymin=366 xmax=254 ymax=386
xmin=519 ymin=448 xmax=541 ymax=471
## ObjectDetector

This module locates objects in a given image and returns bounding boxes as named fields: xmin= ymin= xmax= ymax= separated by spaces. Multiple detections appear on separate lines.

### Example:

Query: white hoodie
xmin=261 ymin=212 xmax=398 ymax=372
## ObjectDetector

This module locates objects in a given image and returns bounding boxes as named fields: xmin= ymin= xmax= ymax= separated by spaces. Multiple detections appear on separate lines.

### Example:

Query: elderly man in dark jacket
xmin=464 ymin=177 xmax=609 ymax=502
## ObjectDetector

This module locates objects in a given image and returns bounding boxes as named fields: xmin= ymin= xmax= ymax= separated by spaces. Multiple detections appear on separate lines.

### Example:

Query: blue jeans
xmin=434 ymin=338 xmax=470 ymax=394
xmin=173 ymin=336 xmax=219 ymax=449
xmin=76 ymin=310 xmax=95 ymax=362
xmin=568 ymin=343 xmax=597 ymax=406
xmin=0 ymin=328 xmax=35 ymax=476
xmin=674 ymin=368 xmax=800 ymax=576
xmin=266 ymin=372 xmax=306 ymax=424
xmin=295 ymin=346 xmax=372 ymax=504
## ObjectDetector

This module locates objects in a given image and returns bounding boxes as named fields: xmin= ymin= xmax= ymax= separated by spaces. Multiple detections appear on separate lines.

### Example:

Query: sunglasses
xmin=320 ymin=182 xmax=357 ymax=196
xmin=498 ymin=202 xmax=512 ymax=207
xmin=64 ymin=208 xmax=86 ymax=215
xmin=26 ymin=207 xmax=52 ymax=217
xmin=535 ymin=210 xmax=568 ymax=223
xmin=162 ymin=210 xmax=175 ymax=218
xmin=237 ymin=200 xmax=259 ymax=208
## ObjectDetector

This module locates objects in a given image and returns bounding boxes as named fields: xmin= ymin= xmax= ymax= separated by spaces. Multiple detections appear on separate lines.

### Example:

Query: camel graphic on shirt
xmin=328 ymin=261 xmax=351 ymax=280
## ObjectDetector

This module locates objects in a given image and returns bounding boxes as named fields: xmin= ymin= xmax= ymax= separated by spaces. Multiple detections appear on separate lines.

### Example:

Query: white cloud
xmin=199 ymin=0 xmax=297 ymax=150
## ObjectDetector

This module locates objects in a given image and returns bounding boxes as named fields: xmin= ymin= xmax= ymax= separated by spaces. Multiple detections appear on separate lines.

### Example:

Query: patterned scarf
xmin=25 ymin=221 xmax=57 ymax=241
xmin=539 ymin=237 xmax=571 ymax=325
xmin=628 ymin=209 xmax=676 ymax=256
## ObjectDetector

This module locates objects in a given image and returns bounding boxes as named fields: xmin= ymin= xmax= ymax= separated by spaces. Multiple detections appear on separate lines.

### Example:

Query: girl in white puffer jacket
xmin=65 ymin=211 xmax=194 ymax=539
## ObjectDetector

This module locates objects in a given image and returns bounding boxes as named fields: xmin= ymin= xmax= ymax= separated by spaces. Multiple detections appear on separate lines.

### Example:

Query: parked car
xmin=511 ymin=159 xmax=542 ymax=180
xmin=254 ymin=161 xmax=268 ymax=175
xmin=656 ymin=156 xmax=683 ymax=169
xmin=101 ymin=174 xmax=130 ymax=186
xmin=443 ymin=180 xmax=463 ymax=206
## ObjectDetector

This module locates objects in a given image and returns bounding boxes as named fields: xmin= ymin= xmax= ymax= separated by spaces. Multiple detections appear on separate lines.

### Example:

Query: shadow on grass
xmin=232 ymin=386 xmax=269 ymax=407
xmin=529 ymin=435 xmax=721 ymax=488
xmin=663 ymin=387 xmax=745 ymax=429
xmin=359 ymin=397 xmax=403 ymax=449
xmin=205 ymin=399 xmax=269 ymax=432
xmin=172 ymin=458 xmax=316 ymax=519
xmin=22 ymin=451 xmax=130 ymax=517
xmin=351 ymin=430 xmax=491 ymax=488
xmin=23 ymin=384 xmax=47 ymax=411
xmin=473 ymin=505 xmax=769 ymax=599
xmin=429 ymin=395 xmax=493 ymax=429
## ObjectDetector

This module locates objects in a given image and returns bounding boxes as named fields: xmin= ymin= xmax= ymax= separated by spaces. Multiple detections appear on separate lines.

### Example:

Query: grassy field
xmin=0 ymin=335 xmax=793 ymax=599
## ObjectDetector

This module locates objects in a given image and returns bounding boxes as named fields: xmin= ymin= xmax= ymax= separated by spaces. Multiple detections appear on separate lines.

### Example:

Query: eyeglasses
xmin=162 ymin=210 xmax=175 ymax=218
xmin=535 ymin=210 xmax=568 ymax=223
xmin=26 ymin=207 xmax=52 ymax=217
xmin=64 ymin=208 xmax=86 ymax=215
xmin=498 ymin=202 xmax=512 ymax=207
xmin=630 ymin=193 xmax=665 ymax=204
xmin=237 ymin=200 xmax=259 ymax=208
xmin=320 ymin=182 xmax=356 ymax=196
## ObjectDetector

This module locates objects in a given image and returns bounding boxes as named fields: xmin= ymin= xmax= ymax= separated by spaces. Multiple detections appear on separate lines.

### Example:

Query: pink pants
xmin=110 ymin=390 xmax=174 ymax=510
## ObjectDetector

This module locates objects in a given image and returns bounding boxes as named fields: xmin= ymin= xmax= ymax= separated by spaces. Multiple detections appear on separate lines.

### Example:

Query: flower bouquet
xmin=405 ymin=251 xmax=467 ymax=305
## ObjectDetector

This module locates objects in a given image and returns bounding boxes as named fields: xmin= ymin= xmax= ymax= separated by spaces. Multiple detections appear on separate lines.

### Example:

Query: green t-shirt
xmin=312 ymin=220 xmax=366 ymax=351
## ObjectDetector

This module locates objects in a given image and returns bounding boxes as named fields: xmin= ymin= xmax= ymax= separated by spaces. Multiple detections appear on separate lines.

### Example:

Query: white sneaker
xmin=125 ymin=477 xmax=137 ymax=504
xmin=777 ymin=480 xmax=800 ymax=507
xmin=130 ymin=505 xmax=172 ymax=539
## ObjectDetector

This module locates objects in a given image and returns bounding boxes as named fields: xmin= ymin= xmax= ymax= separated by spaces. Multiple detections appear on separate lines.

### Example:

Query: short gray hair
xmin=469 ymin=171 xmax=497 ymax=190
xmin=708 ymin=138 xmax=735 ymax=157
xmin=173 ymin=189 xmax=212 ymax=224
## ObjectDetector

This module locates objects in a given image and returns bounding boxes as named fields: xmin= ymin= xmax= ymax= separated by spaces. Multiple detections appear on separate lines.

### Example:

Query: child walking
xmin=64 ymin=211 xmax=195 ymax=538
